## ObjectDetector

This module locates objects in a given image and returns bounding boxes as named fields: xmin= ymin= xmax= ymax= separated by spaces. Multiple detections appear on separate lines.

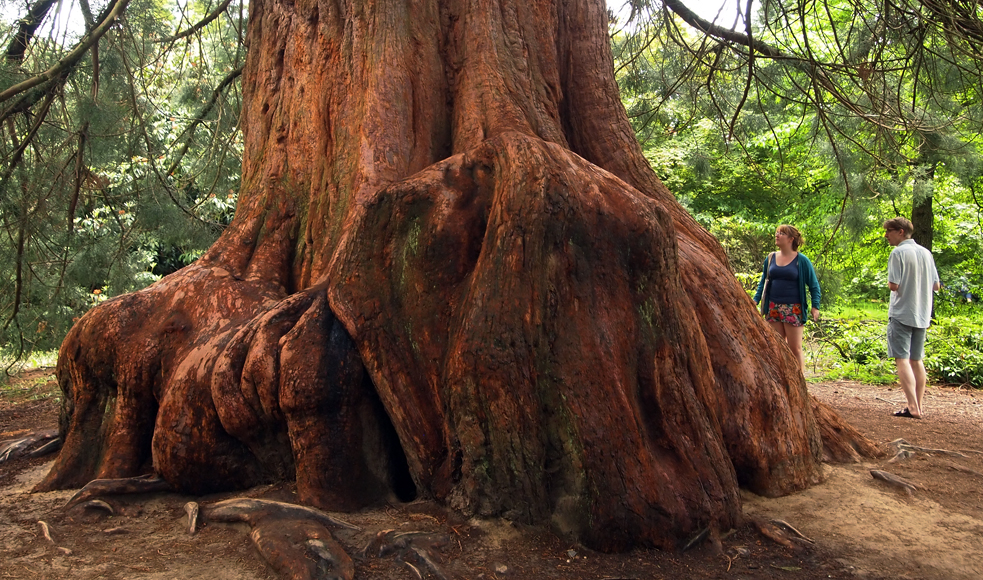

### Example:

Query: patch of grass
xmin=1 ymin=351 xmax=59 ymax=403
xmin=810 ymin=357 xmax=898 ymax=385
xmin=1 ymin=349 xmax=58 ymax=377
xmin=824 ymin=301 xmax=889 ymax=322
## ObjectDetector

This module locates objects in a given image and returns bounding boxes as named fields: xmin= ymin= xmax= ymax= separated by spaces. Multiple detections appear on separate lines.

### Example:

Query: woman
xmin=753 ymin=225 xmax=821 ymax=372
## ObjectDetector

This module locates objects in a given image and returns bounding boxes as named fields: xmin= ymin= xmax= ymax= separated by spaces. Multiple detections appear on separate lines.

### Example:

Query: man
xmin=884 ymin=217 xmax=940 ymax=419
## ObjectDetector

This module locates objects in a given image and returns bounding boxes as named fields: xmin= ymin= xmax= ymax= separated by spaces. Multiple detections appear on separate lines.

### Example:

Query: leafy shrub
xmin=805 ymin=316 xmax=897 ymax=383
xmin=840 ymin=266 xmax=889 ymax=302
xmin=924 ymin=317 xmax=983 ymax=388
xmin=706 ymin=217 xmax=775 ymax=276
xmin=810 ymin=310 xmax=983 ymax=388
xmin=734 ymin=272 xmax=759 ymax=296
xmin=933 ymin=281 xmax=983 ymax=316
xmin=813 ymin=318 xmax=887 ymax=364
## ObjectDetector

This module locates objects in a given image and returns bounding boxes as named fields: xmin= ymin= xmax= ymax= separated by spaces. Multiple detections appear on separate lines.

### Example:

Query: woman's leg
xmin=783 ymin=323 xmax=805 ymax=372
xmin=768 ymin=320 xmax=787 ymax=340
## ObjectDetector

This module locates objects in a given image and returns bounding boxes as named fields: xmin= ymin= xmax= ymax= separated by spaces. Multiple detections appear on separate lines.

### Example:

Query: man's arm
xmin=887 ymin=249 xmax=901 ymax=293
xmin=933 ymin=281 xmax=941 ymax=291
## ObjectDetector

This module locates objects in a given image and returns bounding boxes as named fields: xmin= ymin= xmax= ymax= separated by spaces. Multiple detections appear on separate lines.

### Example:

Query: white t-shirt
xmin=888 ymin=239 xmax=939 ymax=328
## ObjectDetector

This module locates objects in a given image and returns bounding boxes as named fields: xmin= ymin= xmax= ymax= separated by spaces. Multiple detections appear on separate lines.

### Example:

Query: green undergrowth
xmin=923 ymin=316 xmax=983 ymax=388
xmin=1 ymin=350 xmax=58 ymax=393
xmin=805 ymin=303 xmax=983 ymax=388
xmin=2 ymin=349 xmax=57 ymax=370
xmin=0 ymin=373 xmax=57 ymax=403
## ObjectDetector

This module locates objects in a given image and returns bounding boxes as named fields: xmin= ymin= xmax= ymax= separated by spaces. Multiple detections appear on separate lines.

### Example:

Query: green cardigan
xmin=753 ymin=252 xmax=821 ymax=323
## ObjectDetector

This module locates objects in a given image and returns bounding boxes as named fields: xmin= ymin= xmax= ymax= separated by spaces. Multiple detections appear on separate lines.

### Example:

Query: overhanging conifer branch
xmin=162 ymin=0 xmax=235 ymax=43
xmin=166 ymin=65 xmax=244 ymax=177
xmin=0 ymin=0 xmax=130 ymax=104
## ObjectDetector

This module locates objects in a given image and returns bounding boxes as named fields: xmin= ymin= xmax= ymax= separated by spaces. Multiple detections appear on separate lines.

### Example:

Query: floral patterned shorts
xmin=765 ymin=302 xmax=804 ymax=327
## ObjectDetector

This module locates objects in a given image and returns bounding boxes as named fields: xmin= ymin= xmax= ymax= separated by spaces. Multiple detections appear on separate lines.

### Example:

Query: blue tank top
xmin=769 ymin=255 xmax=800 ymax=304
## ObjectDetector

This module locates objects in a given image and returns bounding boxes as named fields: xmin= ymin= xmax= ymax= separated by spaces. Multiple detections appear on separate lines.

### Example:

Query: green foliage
xmin=924 ymin=317 xmax=983 ymax=388
xmin=806 ymin=305 xmax=983 ymax=389
xmin=0 ymin=349 xmax=57 ymax=387
xmin=734 ymin=271 xmax=759 ymax=295
xmin=704 ymin=216 xmax=774 ymax=275
xmin=814 ymin=319 xmax=887 ymax=365
xmin=816 ymin=356 xmax=898 ymax=386
xmin=612 ymin=0 xmax=983 ymax=321
xmin=0 ymin=1 xmax=246 ymax=360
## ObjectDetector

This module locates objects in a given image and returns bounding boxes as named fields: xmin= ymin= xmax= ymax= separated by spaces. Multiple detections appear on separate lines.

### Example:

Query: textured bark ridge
xmin=37 ymin=0 xmax=872 ymax=551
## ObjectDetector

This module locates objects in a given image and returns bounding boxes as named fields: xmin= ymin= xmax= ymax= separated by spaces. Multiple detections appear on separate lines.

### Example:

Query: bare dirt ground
xmin=2 ymin=369 xmax=982 ymax=580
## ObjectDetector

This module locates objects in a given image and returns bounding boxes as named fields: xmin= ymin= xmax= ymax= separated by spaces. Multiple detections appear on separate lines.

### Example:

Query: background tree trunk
xmin=37 ymin=0 xmax=866 ymax=551
xmin=911 ymin=133 xmax=941 ymax=250
xmin=911 ymin=160 xmax=936 ymax=251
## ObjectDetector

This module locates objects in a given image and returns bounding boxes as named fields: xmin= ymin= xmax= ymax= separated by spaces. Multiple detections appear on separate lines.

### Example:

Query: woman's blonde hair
xmin=777 ymin=224 xmax=804 ymax=250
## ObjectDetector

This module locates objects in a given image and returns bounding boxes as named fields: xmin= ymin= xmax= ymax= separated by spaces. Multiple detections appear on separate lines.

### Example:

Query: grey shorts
xmin=886 ymin=318 xmax=927 ymax=360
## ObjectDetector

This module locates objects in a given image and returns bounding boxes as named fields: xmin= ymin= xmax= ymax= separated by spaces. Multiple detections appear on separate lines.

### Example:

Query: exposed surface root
xmin=358 ymin=529 xmax=448 ymax=558
xmin=206 ymin=498 xmax=356 ymax=580
xmin=941 ymin=461 xmax=983 ymax=478
xmin=0 ymin=428 xmax=60 ymax=463
xmin=36 ymin=520 xmax=73 ymax=555
xmin=870 ymin=469 xmax=921 ymax=494
xmin=206 ymin=498 xmax=359 ymax=530
xmin=249 ymin=518 xmax=354 ymax=580
xmin=771 ymin=519 xmax=814 ymax=544
xmin=887 ymin=439 xmax=983 ymax=477
xmin=404 ymin=545 xmax=452 ymax=580
xmin=889 ymin=438 xmax=978 ymax=458
xmin=80 ymin=499 xmax=115 ymax=515
xmin=38 ymin=520 xmax=53 ymax=542
xmin=748 ymin=517 xmax=808 ymax=551
xmin=63 ymin=474 xmax=170 ymax=511
xmin=205 ymin=498 xmax=461 ymax=580
xmin=888 ymin=448 xmax=914 ymax=463
xmin=185 ymin=501 xmax=200 ymax=534
xmin=358 ymin=529 xmax=454 ymax=579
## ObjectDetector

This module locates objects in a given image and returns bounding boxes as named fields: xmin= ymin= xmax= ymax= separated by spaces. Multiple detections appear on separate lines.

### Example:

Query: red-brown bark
xmin=37 ymin=0 xmax=873 ymax=551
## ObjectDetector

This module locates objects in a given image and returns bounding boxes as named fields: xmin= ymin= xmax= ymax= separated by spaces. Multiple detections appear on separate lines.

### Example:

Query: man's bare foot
xmin=893 ymin=408 xmax=922 ymax=419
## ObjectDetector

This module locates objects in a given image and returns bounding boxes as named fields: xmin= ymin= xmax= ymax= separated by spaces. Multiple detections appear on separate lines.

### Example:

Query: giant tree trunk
xmin=37 ymin=0 xmax=860 ymax=551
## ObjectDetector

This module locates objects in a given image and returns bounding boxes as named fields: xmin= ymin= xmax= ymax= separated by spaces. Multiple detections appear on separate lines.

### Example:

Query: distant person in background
xmin=754 ymin=224 xmax=821 ymax=372
xmin=954 ymin=275 xmax=977 ymax=303
xmin=884 ymin=217 xmax=940 ymax=419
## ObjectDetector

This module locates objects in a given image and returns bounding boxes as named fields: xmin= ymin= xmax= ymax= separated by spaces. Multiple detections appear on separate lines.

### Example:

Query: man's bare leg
xmin=895 ymin=358 xmax=922 ymax=418
xmin=911 ymin=359 xmax=927 ymax=416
